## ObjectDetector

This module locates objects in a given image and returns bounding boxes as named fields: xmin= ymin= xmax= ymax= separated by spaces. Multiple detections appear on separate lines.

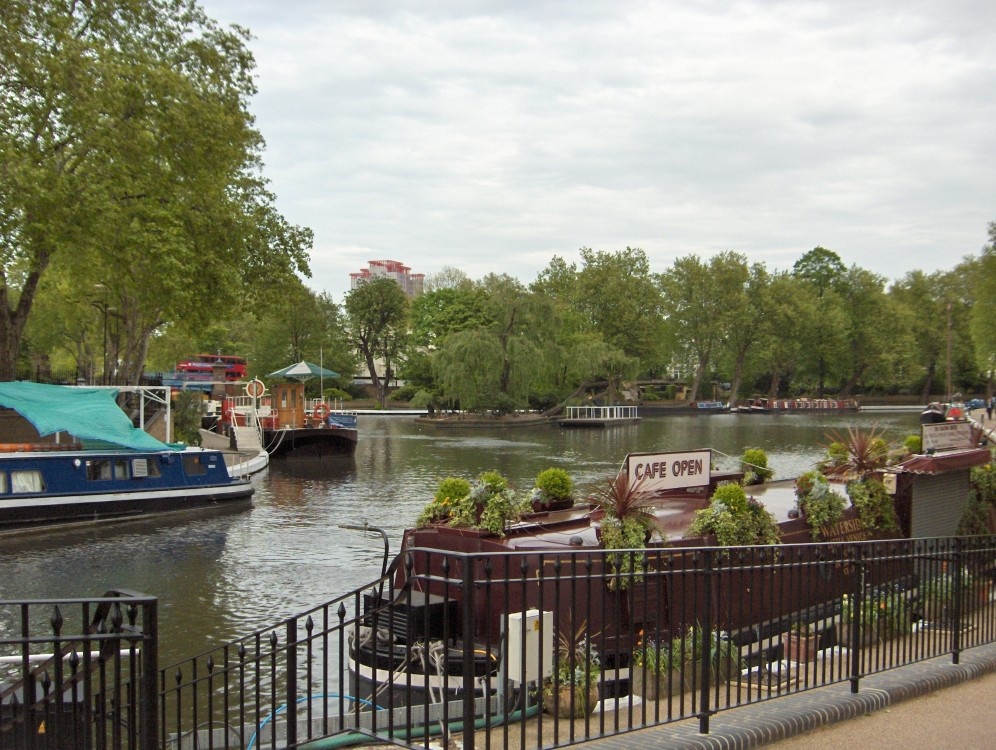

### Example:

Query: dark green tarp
xmin=0 ymin=381 xmax=173 ymax=451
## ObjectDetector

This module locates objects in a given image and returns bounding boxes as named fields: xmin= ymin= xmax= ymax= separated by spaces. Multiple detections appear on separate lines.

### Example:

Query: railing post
xmin=286 ymin=618 xmax=298 ymax=747
xmin=698 ymin=547 xmax=714 ymax=735
xmin=951 ymin=537 xmax=963 ymax=665
xmin=462 ymin=553 xmax=477 ymax=750
xmin=848 ymin=546 xmax=865 ymax=694
xmin=140 ymin=598 xmax=159 ymax=750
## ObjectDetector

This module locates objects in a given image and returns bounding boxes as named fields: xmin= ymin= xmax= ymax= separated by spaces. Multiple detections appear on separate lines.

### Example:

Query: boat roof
xmin=0 ymin=382 xmax=176 ymax=452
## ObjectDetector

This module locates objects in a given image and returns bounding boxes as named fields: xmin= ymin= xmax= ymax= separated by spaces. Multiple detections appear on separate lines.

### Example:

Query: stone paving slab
xmin=578 ymin=642 xmax=996 ymax=750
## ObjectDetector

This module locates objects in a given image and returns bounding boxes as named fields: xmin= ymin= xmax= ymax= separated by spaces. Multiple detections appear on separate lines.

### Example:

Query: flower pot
xmin=531 ymin=497 xmax=574 ymax=513
xmin=547 ymin=684 xmax=599 ymax=718
xmin=630 ymin=667 xmax=690 ymax=699
xmin=786 ymin=633 xmax=819 ymax=662
xmin=837 ymin=621 xmax=878 ymax=647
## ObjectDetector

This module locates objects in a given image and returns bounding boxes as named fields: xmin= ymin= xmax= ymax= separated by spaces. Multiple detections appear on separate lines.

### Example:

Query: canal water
xmin=0 ymin=410 xmax=921 ymax=667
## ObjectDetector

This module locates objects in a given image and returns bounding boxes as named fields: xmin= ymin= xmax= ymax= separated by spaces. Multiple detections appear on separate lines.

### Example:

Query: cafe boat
xmin=348 ymin=443 xmax=992 ymax=707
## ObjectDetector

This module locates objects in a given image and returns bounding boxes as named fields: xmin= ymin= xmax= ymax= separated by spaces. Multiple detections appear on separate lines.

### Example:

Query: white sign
xmin=624 ymin=450 xmax=712 ymax=493
xmin=921 ymin=421 xmax=974 ymax=452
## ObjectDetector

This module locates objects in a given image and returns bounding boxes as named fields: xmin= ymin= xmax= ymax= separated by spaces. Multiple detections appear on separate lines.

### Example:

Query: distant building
xmin=349 ymin=260 xmax=424 ymax=298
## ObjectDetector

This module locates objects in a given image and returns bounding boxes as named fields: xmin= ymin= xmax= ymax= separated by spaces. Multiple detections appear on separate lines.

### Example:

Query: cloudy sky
xmin=198 ymin=0 xmax=996 ymax=300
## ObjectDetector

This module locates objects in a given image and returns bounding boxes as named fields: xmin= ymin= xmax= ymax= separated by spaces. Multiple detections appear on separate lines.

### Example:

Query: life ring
xmin=313 ymin=403 xmax=330 ymax=420
xmin=245 ymin=379 xmax=266 ymax=398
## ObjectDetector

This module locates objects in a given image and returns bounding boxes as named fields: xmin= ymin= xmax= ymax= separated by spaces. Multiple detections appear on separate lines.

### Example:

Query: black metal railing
xmin=152 ymin=534 xmax=996 ymax=750
xmin=3 ymin=538 xmax=994 ymax=750
xmin=0 ymin=590 xmax=158 ymax=750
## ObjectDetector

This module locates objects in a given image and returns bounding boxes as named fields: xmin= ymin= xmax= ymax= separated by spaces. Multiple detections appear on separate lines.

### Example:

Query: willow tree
xmin=0 ymin=0 xmax=311 ymax=382
xmin=431 ymin=274 xmax=547 ymax=413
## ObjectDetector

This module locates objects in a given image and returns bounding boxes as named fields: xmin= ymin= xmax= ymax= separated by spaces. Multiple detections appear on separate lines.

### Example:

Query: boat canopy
xmin=0 ymin=382 xmax=175 ymax=452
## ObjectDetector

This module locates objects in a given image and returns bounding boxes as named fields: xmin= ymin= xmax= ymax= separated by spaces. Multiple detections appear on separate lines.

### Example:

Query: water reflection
xmin=0 ymin=411 xmax=920 ymax=666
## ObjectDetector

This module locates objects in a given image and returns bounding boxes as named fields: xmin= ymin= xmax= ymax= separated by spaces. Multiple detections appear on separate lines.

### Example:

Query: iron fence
xmin=2 ymin=538 xmax=994 ymax=750
xmin=0 ymin=590 xmax=158 ymax=750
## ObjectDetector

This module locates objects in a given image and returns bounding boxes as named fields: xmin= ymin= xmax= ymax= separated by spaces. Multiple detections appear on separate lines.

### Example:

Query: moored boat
xmin=348 ymin=442 xmax=991 ymax=706
xmin=0 ymin=382 xmax=253 ymax=533
xmin=736 ymin=396 xmax=860 ymax=413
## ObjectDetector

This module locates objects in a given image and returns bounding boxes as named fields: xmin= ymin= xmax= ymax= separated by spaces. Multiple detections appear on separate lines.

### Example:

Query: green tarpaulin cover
xmin=0 ymin=381 xmax=174 ymax=451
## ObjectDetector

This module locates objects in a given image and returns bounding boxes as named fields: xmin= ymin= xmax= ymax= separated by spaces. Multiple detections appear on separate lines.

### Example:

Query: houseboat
xmin=348 ymin=441 xmax=992 ymax=707
xmin=0 ymin=382 xmax=253 ymax=533
xmin=736 ymin=397 xmax=860 ymax=413
xmin=220 ymin=381 xmax=358 ymax=458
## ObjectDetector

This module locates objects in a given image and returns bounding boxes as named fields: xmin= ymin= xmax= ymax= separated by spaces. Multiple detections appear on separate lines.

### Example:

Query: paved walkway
xmin=575 ymin=641 xmax=996 ymax=749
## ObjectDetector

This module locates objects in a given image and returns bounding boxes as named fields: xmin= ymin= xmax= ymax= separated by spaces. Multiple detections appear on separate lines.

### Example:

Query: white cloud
xmin=200 ymin=0 xmax=996 ymax=298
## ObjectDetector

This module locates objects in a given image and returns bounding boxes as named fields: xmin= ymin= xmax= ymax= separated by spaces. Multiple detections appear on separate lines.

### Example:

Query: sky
xmin=198 ymin=0 xmax=996 ymax=300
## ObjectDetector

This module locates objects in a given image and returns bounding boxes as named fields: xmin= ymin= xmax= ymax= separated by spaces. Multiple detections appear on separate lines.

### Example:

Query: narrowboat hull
xmin=0 ymin=448 xmax=253 ymax=533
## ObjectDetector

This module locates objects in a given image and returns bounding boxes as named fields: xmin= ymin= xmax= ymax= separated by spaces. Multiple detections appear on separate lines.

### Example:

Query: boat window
xmin=0 ymin=473 xmax=6 ymax=493
xmin=182 ymin=454 xmax=208 ymax=476
xmin=132 ymin=458 xmax=161 ymax=478
xmin=113 ymin=459 xmax=129 ymax=480
xmin=86 ymin=460 xmax=114 ymax=480
xmin=11 ymin=470 xmax=45 ymax=493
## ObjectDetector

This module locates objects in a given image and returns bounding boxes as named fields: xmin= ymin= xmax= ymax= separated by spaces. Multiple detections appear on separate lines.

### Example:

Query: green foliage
xmin=970 ymin=463 xmax=996 ymax=506
xmin=846 ymin=478 xmax=900 ymax=533
xmin=957 ymin=496 xmax=992 ymax=536
xmin=388 ymin=385 xmax=418 ymax=401
xmin=533 ymin=468 xmax=574 ymax=504
xmin=741 ymin=447 xmax=773 ymax=484
xmin=841 ymin=590 xmax=909 ymax=638
xmin=600 ymin=515 xmax=650 ymax=587
xmin=794 ymin=471 xmax=846 ymax=540
xmin=416 ymin=477 xmax=473 ymax=527
xmin=323 ymin=387 xmax=352 ymax=402
xmin=903 ymin=434 xmax=922 ymax=454
xmin=344 ymin=277 xmax=410 ymax=406
xmin=471 ymin=471 xmax=526 ymax=536
xmin=823 ymin=426 xmax=892 ymax=479
xmin=687 ymin=483 xmax=781 ymax=546
xmin=171 ymin=390 xmax=203 ymax=446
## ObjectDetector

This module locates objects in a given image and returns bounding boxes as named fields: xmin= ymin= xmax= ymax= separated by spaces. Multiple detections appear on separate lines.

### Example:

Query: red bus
xmin=175 ymin=354 xmax=248 ymax=381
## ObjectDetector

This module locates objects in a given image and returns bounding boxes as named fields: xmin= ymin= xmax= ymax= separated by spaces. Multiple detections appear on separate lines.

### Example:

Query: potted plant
xmin=785 ymin=621 xmax=820 ymax=662
xmin=741 ymin=447 xmax=773 ymax=485
xmin=529 ymin=467 xmax=574 ymax=512
xmin=543 ymin=620 xmax=601 ymax=718
xmin=794 ymin=471 xmax=846 ymax=540
xmin=686 ymin=482 xmax=781 ymax=546
xmin=630 ymin=632 xmax=692 ymax=699
xmin=415 ymin=476 xmax=474 ymax=527
xmin=471 ymin=470 xmax=527 ymax=536
xmin=589 ymin=471 xmax=659 ymax=588
xmin=846 ymin=478 xmax=900 ymax=534
xmin=838 ymin=592 xmax=880 ymax=647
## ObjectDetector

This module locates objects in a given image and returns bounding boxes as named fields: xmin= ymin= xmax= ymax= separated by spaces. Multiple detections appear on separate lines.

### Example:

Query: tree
xmin=969 ymin=222 xmax=996 ymax=394
xmin=344 ymin=278 xmax=410 ymax=407
xmin=713 ymin=257 xmax=770 ymax=407
xmin=792 ymin=247 xmax=848 ymax=395
xmin=0 ymin=0 xmax=310 ymax=381
xmin=430 ymin=274 xmax=549 ymax=413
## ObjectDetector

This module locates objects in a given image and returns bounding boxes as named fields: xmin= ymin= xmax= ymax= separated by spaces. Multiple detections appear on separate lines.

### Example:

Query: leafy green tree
xmin=344 ymin=277 xmax=410 ymax=407
xmin=969 ymin=223 xmax=996 ymax=393
xmin=889 ymin=270 xmax=951 ymax=399
xmin=711 ymin=254 xmax=769 ymax=406
xmin=430 ymin=274 xmax=549 ymax=412
xmin=659 ymin=254 xmax=732 ymax=401
xmin=792 ymin=247 xmax=849 ymax=395
xmin=409 ymin=286 xmax=490 ymax=348
xmin=0 ymin=0 xmax=310 ymax=381
xmin=572 ymin=247 xmax=667 ymax=365
xmin=835 ymin=267 xmax=893 ymax=397
xmin=754 ymin=272 xmax=816 ymax=397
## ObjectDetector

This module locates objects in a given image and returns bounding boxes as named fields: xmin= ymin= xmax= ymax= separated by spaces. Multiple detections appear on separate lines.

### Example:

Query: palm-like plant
xmin=822 ymin=425 xmax=892 ymax=479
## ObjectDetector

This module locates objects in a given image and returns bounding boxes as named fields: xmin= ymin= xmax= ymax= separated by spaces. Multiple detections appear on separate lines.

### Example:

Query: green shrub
xmin=741 ymin=448 xmax=773 ymax=484
xmin=534 ymin=468 xmax=573 ymax=502
xmin=388 ymin=385 xmax=419 ymax=401
xmin=322 ymin=387 xmax=352 ymax=402
xmin=795 ymin=471 xmax=846 ymax=540
xmin=686 ymin=483 xmax=780 ymax=546
xmin=903 ymin=434 xmax=922 ymax=454
xmin=846 ymin=478 xmax=900 ymax=533
xmin=971 ymin=463 xmax=996 ymax=506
